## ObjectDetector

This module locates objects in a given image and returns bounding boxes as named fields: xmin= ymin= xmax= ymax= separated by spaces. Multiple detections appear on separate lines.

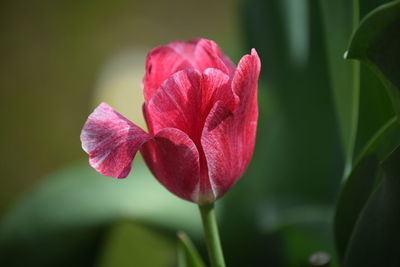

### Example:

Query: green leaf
xmin=334 ymin=117 xmax=400 ymax=259
xmin=97 ymin=221 xmax=176 ymax=267
xmin=224 ymin=1 xmax=344 ymax=264
xmin=237 ymin=0 xmax=342 ymax=213
xmin=343 ymin=144 xmax=400 ymax=267
xmin=320 ymin=0 xmax=356 ymax=167
xmin=321 ymin=0 xmax=395 ymax=172
xmin=0 ymin=157 xmax=202 ymax=266
xmin=352 ymin=0 xmax=397 ymax=170
xmin=177 ymin=232 xmax=206 ymax=267
xmin=346 ymin=0 xmax=400 ymax=116
xmin=336 ymin=1 xmax=400 ymax=261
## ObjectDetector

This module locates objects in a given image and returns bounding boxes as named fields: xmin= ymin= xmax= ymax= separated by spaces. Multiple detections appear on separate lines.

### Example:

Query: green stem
xmin=198 ymin=203 xmax=226 ymax=267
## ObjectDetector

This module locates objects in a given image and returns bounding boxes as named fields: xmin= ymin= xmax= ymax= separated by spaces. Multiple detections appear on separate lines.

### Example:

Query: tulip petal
xmin=146 ymin=69 xmax=202 ymax=140
xmin=194 ymin=39 xmax=236 ymax=75
xmin=146 ymin=68 xmax=234 ymax=144
xmin=232 ymin=49 xmax=261 ymax=106
xmin=143 ymin=46 xmax=193 ymax=102
xmin=201 ymin=49 xmax=260 ymax=198
xmin=202 ymin=68 xmax=238 ymax=113
xmin=143 ymin=39 xmax=236 ymax=102
xmin=140 ymin=128 xmax=201 ymax=202
xmin=81 ymin=103 xmax=151 ymax=178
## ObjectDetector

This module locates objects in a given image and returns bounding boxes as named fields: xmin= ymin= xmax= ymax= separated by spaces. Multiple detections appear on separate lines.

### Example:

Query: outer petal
xmin=143 ymin=46 xmax=193 ymax=102
xmin=201 ymin=49 xmax=261 ymax=198
xmin=146 ymin=68 xmax=235 ymax=145
xmin=193 ymin=39 xmax=236 ymax=76
xmin=140 ymin=128 xmax=201 ymax=202
xmin=143 ymin=39 xmax=236 ymax=102
xmin=80 ymin=103 xmax=151 ymax=178
xmin=169 ymin=38 xmax=236 ymax=76
xmin=146 ymin=69 xmax=203 ymax=141
xmin=201 ymin=68 xmax=238 ymax=113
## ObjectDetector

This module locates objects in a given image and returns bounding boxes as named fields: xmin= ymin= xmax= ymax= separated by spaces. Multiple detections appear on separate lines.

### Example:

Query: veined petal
xmin=232 ymin=49 xmax=261 ymax=105
xmin=146 ymin=69 xmax=202 ymax=140
xmin=143 ymin=39 xmax=236 ymax=102
xmin=146 ymin=68 xmax=235 ymax=144
xmin=140 ymin=128 xmax=201 ymax=202
xmin=194 ymin=39 xmax=236 ymax=75
xmin=168 ymin=39 xmax=198 ymax=58
xmin=201 ymin=49 xmax=260 ymax=199
xmin=143 ymin=46 xmax=193 ymax=102
xmin=201 ymin=68 xmax=238 ymax=113
xmin=80 ymin=103 xmax=151 ymax=178
xmin=201 ymin=101 xmax=237 ymax=198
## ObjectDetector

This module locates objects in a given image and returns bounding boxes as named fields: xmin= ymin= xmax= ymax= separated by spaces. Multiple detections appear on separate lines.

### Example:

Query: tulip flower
xmin=81 ymin=38 xmax=260 ymax=267
xmin=80 ymin=38 xmax=260 ymax=204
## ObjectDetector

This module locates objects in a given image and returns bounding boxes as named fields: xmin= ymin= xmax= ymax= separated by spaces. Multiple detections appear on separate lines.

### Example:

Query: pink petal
xmin=169 ymin=39 xmax=235 ymax=75
xmin=201 ymin=68 xmax=238 ymax=113
xmin=140 ymin=128 xmax=201 ymax=202
xmin=143 ymin=46 xmax=193 ymax=102
xmin=168 ymin=39 xmax=198 ymax=57
xmin=81 ymin=103 xmax=151 ymax=178
xmin=201 ymin=49 xmax=260 ymax=198
xmin=193 ymin=39 xmax=236 ymax=75
xmin=143 ymin=39 xmax=236 ymax=102
xmin=146 ymin=69 xmax=202 ymax=142
xmin=232 ymin=49 xmax=261 ymax=105
xmin=146 ymin=68 xmax=235 ymax=145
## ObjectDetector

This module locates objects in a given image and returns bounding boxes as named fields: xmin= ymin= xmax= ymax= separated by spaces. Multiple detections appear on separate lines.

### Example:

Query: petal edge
xmin=81 ymin=103 xmax=151 ymax=178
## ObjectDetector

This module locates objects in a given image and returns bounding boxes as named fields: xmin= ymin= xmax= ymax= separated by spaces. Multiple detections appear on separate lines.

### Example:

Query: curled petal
xmin=194 ymin=39 xmax=236 ymax=75
xmin=169 ymin=38 xmax=236 ymax=75
xmin=201 ymin=49 xmax=260 ymax=199
xmin=201 ymin=101 xmax=236 ymax=198
xmin=143 ymin=39 xmax=236 ymax=102
xmin=146 ymin=69 xmax=202 ymax=139
xmin=140 ymin=128 xmax=201 ymax=202
xmin=232 ymin=49 xmax=261 ymax=105
xmin=168 ymin=39 xmax=198 ymax=57
xmin=146 ymin=68 xmax=235 ymax=143
xmin=81 ymin=103 xmax=151 ymax=178
xmin=201 ymin=68 xmax=238 ymax=113
xmin=143 ymin=46 xmax=193 ymax=102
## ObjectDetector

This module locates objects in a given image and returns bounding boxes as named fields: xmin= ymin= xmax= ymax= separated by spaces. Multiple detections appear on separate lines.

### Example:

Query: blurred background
xmin=0 ymin=0 xmax=240 ymax=214
xmin=0 ymin=0 xmax=395 ymax=266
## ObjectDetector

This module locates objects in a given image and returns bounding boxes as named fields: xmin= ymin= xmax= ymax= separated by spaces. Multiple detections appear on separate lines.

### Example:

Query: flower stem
xmin=198 ymin=203 xmax=226 ymax=267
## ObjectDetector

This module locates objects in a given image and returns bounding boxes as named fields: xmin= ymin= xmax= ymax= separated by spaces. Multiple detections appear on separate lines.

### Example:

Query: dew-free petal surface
xmin=201 ymin=49 xmax=260 ymax=198
xmin=140 ymin=128 xmax=201 ymax=202
xmin=81 ymin=103 xmax=150 ymax=178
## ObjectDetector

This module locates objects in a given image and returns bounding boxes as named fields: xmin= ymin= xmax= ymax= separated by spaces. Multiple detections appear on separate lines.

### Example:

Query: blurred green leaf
xmin=223 ymin=0 xmax=344 ymax=265
xmin=334 ymin=117 xmax=400 ymax=259
xmin=320 ymin=0 xmax=355 ymax=167
xmin=237 ymin=0 xmax=342 ymax=214
xmin=0 ymin=157 xmax=202 ymax=266
xmin=343 ymin=145 xmax=400 ymax=267
xmin=96 ymin=221 xmax=176 ymax=267
xmin=346 ymin=0 xmax=400 ymax=116
xmin=336 ymin=1 xmax=400 ymax=261
xmin=320 ymin=0 xmax=395 ymax=172
xmin=177 ymin=232 xmax=206 ymax=267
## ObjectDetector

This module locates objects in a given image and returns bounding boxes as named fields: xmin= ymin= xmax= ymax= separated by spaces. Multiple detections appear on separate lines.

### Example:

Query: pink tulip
xmin=81 ymin=39 xmax=260 ymax=203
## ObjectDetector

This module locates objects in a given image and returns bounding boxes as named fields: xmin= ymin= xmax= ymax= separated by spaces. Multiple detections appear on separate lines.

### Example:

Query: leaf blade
xmin=177 ymin=231 xmax=206 ymax=267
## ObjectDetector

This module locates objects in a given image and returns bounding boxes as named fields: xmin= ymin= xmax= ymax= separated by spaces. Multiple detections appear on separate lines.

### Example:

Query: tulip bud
xmin=81 ymin=38 xmax=260 ymax=203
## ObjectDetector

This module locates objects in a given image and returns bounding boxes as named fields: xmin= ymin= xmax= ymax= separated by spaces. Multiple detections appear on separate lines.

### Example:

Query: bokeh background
xmin=0 ymin=0 xmax=395 ymax=266
xmin=0 ymin=0 xmax=240 ymax=213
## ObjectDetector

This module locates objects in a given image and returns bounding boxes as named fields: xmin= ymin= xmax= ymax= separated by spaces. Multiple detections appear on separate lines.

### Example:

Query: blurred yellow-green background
xmin=0 ymin=0 xmax=240 ymax=213
xmin=2 ymin=0 xmax=399 ymax=266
